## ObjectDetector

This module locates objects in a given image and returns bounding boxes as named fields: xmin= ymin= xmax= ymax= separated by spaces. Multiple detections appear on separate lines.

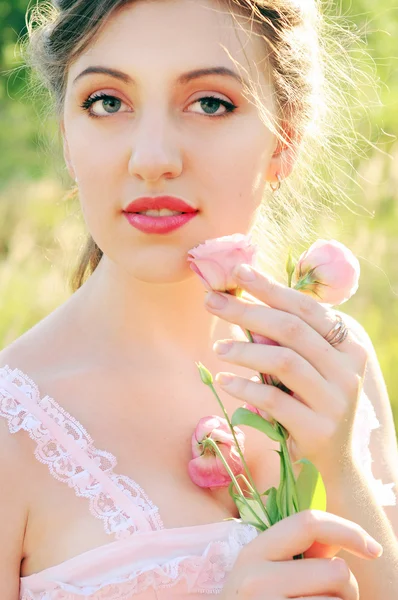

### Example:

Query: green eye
xmin=101 ymin=97 xmax=122 ymax=113
xmin=189 ymin=96 xmax=237 ymax=117
xmin=200 ymin=98 xmax=223 ymax=114
xmin=80 ymin=93 xmax=126 ymax=118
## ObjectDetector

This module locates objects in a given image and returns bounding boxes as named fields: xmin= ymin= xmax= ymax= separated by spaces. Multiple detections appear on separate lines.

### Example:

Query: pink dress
xmin=0 ymin=365 xmax=395 ymax=599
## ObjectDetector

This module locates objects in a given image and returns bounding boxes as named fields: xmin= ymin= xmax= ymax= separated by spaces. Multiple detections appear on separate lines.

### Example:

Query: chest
xmin=20 ymin=368 xmax=280 ymax=576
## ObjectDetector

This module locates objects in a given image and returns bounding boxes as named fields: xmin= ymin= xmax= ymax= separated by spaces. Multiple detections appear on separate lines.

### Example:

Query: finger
xmin=232 ymin=264 xmax=357 ymax=354
xmin=206 ymin=291 xmax=340 ymax=380
xmin=213 ymin=341 xmax=337 ymax=415
xmin=292 ymin=597 xmax=344 ymax=600
xmin=240 ymin=510 xmax=383 ymax=563
xmin=254 ymin=558 xmax=358 ymax=600
xmin=215 ymin=372 xmax=322 ymax=436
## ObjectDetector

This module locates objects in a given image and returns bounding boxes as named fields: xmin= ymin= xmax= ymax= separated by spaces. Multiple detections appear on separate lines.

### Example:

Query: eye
xmin=80 ymin=92 xmax=237 ymax=119
xmin=80 ymin=92 xmax=130 ymax=118
xmin=188 ymin=95 xmax=237 ymax=117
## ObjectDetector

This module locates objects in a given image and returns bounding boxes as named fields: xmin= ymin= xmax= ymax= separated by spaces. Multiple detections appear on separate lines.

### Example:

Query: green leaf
xmin=264 ymin=487 xmax=280 ymax=525
xmin=295 ymin=458 xmax=327 ymax=512
xmin=231 ymin=408 xmax=284 ymax=442
xmin=280 ymin=440 xmax=299 ymax=515
xmin=196 ymin=362 xmax=213 ymax=385
xmin=236 ymin=497 xmax=269 ymax=530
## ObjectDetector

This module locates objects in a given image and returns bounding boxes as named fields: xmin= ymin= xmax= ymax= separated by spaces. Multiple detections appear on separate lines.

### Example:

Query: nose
xmin=128 ymin=113 xmax=183 ymax=183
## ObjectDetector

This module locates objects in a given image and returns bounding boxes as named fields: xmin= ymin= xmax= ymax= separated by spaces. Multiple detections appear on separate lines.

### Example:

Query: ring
xmin=324 ymin=313 xmax=349 ymax=347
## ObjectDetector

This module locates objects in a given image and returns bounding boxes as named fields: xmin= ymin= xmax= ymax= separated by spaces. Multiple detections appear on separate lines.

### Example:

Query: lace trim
xmin=353 ymin=390 xmax=396 ymax=506
xmin=20 ymin=522 xmax=259 ymax=599
xmin=0 ymin=366 xmax=164 ymax=538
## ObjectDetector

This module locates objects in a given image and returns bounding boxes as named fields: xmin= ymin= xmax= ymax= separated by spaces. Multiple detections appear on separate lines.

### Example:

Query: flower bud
xmin=292 ymin=239 xmax=360 ymax=305
xmin=188 ymin=416 xmax=245 ymax=488
xmin=196 ymin=362 xmax=213 ymax=386
xmin=187 ymin=233 xmax=257 ymax=292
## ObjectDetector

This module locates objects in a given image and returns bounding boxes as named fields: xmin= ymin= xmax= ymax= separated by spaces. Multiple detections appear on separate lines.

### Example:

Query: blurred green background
xmin=0 ymin=1 xmax=397 ymax=434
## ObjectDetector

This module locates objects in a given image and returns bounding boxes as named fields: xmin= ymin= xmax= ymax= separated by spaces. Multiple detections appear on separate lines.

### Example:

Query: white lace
xmin=353 ymin=390 xmax=396 ymax=506
xmin=20 ymin=522 xmax=258 ymax=598
xmin=0 ymin=366 xmax=164 ymax=539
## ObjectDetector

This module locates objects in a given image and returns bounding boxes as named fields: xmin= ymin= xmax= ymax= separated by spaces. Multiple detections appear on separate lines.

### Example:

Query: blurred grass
xmin=0 ymin=1 xmax=397 ymax=434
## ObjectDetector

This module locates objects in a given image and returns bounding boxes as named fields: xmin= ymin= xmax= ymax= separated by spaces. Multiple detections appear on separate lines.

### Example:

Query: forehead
xmin=67 ymin=0 xmax=269 ymax=87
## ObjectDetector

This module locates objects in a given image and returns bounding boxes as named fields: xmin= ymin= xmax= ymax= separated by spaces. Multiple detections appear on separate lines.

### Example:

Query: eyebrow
xmin=73 ymin=65 xmax=248 ymax=87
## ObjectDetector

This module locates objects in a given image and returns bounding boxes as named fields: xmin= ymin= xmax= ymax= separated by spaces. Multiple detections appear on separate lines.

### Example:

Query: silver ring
xmin=324 ymin=314 xmax=349 ymax=347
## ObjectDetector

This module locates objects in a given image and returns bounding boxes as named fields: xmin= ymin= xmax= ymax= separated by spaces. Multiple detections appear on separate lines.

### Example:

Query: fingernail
xmin=205 ymin=292 xmax=228 ymax=309
xmin=216 ymin=373 xmax=234 ymax=386
xmin=235 ymin=264 xmax=256 ymax=281
xmin=213 ymin=340 xmax=233 ymax=355
xmin=366 ymin=536 xmax=383 ymax=557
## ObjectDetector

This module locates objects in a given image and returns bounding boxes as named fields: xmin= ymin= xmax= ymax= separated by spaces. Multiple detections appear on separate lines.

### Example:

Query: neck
xmin=72 ymin=256 xmax=235 ymax=366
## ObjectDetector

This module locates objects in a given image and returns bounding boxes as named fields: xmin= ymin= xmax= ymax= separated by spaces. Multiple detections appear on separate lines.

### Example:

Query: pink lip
xmin=124 ymin=212 xmax=197 ymax=234
xmin=124 ymin=196 xmax=197 ymax=213
xmin=123 ymin=195 xmax=198 ymax=234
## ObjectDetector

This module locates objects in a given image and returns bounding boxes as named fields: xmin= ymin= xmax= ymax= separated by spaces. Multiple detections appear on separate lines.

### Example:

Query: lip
xmin=124 ymin=196 xmax=197 ymax=213
xmin=123 ymin=211 xmax=198 ymax=234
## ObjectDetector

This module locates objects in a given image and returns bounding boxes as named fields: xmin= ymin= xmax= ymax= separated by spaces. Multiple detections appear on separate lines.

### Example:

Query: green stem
xmin=275 ymin=422 xmax=299 ymax=515
xmin=282 ymin=439 xmax=299 ymax=513
xmin=234 ymin=472 xmax=255 ymax=495
xmin=236 ymin=473 xmax=271 ymax=526
xmin=237 ymin=278 xmax=303 ymax=557
xmin=243 ymin=329 xmax=298 ymax=514
xmin=238 ymin=327 xmax=299 ymax=522
xmin=279 ymin=434 xmax=304 ymax=558
xmin=207 ymin=382 xmax=269 ymax=521
xmin=204 ymin=437 xmax=266 ymax=529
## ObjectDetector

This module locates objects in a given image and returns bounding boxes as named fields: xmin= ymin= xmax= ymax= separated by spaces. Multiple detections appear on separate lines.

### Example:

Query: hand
xmin=220 ymin=510 xmax=382 ymax=599
xmin=204 ymin=264 xmax=368 ymax=476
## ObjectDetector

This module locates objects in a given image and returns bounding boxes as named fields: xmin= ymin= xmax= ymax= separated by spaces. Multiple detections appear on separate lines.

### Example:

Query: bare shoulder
xmin=0 ymin=373 xmax=31 ymax=594
xmin=336 ymin=309 xmax=398 ymax=529
xmin=334 ymin=310 xmax=395 ymax=428
xmin=335 ymin=308 xmax=397 ymax=452
xmin=0 ymin=299 xmax=79 ymax=589
xmin=334 ymin=309 xmax=373 ymax=348
xmin=0 ymin=293 xmax=79 ymax=377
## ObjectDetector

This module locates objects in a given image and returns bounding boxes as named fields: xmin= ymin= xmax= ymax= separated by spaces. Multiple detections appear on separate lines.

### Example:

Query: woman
xmin=0 ymin=0 xmax=397 ymax=598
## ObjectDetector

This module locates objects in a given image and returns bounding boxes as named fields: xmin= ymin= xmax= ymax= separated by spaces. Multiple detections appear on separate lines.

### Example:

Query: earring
xmin=269 ymin=173 xmax=282 ymax=194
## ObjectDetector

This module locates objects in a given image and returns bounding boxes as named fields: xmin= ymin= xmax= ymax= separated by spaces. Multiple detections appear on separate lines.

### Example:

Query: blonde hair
xmin=23 ymin=0 xmax=373 ymax=290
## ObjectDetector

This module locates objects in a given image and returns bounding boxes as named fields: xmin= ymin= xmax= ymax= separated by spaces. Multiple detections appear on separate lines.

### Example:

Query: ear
xmin=265 ymin=126 xmax=300 ymax=185
xmin=60 ymin=120 xmax=76 ymax=181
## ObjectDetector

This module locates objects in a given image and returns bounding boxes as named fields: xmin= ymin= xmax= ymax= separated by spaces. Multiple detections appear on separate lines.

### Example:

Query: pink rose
xmin=292 ymin=239 xmax=360 ymax=305
xmin=187 ymin=234 xmax=257 ymax=292
xmin=188 ymin=415 xmax=245 ymax=488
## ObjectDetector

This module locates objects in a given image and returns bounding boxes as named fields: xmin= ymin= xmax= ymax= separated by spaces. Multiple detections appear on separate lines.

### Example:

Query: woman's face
xmin=63 ymin=0 xmax=277 ymax=283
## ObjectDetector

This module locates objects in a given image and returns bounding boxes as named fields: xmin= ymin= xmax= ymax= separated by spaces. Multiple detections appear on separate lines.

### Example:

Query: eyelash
xmin=79 ymin=92 xmax=237 ymax=119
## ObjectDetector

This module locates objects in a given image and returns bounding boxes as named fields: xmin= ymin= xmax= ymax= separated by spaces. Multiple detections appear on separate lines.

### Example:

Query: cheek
xmin=195 ymin=121 xmax=273 ymax=223
xmin=74 ymin=134 xmax=125 ymax=183
xmin=66 ymin=123 xmax=126 ymax=229
xmin=65 ymin=112 xmax=126 ymax=184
